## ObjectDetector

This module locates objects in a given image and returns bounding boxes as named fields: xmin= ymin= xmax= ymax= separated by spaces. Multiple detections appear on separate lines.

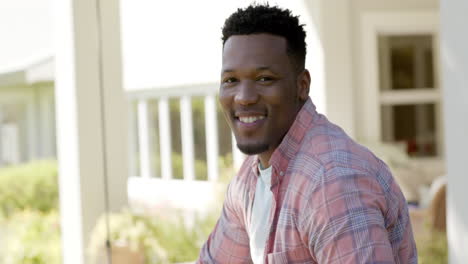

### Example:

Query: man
xmin=198 ymin=4 xmax=417 ymax=264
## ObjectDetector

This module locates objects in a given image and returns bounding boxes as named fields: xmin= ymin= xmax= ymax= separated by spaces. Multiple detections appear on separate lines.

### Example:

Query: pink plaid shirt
xmin=198 ymin=98 xmax=417 ymax=264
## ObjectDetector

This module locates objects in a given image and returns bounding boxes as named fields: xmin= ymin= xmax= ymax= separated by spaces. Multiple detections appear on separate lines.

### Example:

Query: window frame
xmin=359 ymin=11 xmax=443 ymax=158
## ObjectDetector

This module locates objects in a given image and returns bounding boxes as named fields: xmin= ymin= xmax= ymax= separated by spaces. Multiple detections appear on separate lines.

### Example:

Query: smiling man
xmin=198 ymin=4 xmax=417 ymax=264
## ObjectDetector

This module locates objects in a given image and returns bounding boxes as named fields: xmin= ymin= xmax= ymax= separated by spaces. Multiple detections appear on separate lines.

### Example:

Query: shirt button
xmin=280 ymin=171 xmax=284 ymax=176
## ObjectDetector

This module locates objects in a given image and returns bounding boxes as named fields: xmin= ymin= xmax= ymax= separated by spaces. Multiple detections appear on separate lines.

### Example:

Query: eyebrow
xmin=222 ymin=66 xmax=272 ymax=74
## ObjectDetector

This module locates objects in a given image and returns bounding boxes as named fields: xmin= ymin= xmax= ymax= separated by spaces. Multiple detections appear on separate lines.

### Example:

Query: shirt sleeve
xmin=300 ymin=168 xmax=417 ymax=264
xmin=197 ymin=180 xmax=253 ymax=264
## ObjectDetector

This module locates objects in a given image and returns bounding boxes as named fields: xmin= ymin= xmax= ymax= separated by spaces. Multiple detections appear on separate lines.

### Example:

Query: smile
xmin=238 ymin=115 xmax=266 ymax=124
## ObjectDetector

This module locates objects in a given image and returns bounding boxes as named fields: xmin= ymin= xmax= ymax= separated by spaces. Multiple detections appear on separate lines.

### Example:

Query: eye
xmin=257 ymin=76 xmax=274 ymax=82
xmin=222 ymin=77 xmax=238 ymax=84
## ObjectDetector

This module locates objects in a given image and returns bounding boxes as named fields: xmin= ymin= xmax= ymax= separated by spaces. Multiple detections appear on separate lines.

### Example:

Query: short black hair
xmin=222 ymin=3 xmax=307 ymax=72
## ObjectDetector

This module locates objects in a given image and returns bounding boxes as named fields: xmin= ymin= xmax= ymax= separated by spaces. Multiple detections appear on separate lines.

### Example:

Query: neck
xmin=258 ymin=149 xmax=274 ymax=168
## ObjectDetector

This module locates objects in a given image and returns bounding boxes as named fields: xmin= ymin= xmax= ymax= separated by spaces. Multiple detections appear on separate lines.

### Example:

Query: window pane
xmin=381 ymin=103 xmax=437 ymax=157
xmin=378 ymin=35 xmax=434 ymax=90
xmin=424 ymin=49 xmax=434 ymax=88
xmin=391 ymin=44 xmax=415 ymax=89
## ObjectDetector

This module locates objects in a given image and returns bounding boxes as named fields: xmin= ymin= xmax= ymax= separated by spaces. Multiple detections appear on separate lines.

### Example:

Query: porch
xmin=0 ymin=0 xmax=467 ymax=263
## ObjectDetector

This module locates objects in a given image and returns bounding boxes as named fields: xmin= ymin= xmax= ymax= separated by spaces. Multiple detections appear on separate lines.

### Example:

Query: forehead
xmin=222 ymin=34 xmax=290 ymax=71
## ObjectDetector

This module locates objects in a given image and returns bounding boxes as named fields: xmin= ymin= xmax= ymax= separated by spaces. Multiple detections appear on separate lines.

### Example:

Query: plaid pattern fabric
xmin=198 ymin=98 xmax=417 ymax=264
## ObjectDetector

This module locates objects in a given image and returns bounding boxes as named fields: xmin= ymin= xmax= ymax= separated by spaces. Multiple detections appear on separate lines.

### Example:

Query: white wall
xmin=440 ymin=1 xmax=468 ymax=262
xmin=303 ymin=0 xmax=354 ymax=136
xmin=301 ymin=0 xmax=439 ymax=138
xmin=37 ymin=85 xmax=56 ymax=158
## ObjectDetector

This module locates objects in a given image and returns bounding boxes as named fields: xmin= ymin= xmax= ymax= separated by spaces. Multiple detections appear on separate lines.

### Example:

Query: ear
xmin=296 ymin=69 xmax=311 ymax=101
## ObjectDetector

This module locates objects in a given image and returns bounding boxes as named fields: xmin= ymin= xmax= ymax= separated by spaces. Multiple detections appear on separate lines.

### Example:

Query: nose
xmin=234 ymin=80 xmax=258 ymax=105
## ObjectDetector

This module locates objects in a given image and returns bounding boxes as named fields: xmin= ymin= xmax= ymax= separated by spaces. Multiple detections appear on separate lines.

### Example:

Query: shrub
xmin=150 ymin=212 xmax=218 ymax=263
xmin=417 ymin=230 xmax=448 ymax=264
xmin=0 ymin=210 xmax=61 ymax=264
xmin=170 ymin=152 xmax=209 ymax=180
xmin=88 ymin=209 xmax=167 ymax=263
xmin=149 ymin=152 xmax=232 ymax=181
xmin=88 ymin=209 xmax=218 ymax=263
xmin=0 ymin=160 xmax=58 ymax=218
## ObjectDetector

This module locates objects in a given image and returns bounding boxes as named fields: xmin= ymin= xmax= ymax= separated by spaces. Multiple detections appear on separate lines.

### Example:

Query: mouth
xmin=233 ymin=112 xmax=267 ymax=131
xmin=238 ymin=115 xmax=266 ymax=124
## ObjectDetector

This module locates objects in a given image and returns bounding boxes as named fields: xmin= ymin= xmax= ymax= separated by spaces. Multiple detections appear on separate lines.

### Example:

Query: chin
xmin=237 ymin=143 xmax=269 ymax=155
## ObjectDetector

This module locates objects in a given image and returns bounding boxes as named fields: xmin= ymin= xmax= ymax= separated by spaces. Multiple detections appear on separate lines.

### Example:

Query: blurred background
xmin=0 ymin=0 xmax=466 ymax=263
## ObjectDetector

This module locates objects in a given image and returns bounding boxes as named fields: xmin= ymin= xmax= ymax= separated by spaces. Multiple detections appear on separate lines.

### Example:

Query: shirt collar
xmin=250 ymin=97 xmax=317 ymax=185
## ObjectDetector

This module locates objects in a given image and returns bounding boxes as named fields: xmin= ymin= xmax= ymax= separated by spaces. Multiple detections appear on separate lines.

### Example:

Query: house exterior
xmin=0 ymin=57 xmax=55 ymax=166
xmin=1 ymin=0 xmax=468 ymax=263
xmin=0 ymin=0 xmax=442 ymax=167
xmin=0 ymin=0 xmax=444 ymax=203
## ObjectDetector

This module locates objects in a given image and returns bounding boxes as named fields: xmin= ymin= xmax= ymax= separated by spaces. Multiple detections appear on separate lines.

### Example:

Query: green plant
xmin=148 ymin=152 xmax=233 ymax=181
xmin=88 ymin=209 xmax=168 ymax=263
xmin=417 ymin=230 xmax=448 ymax=264
xmin=149 ymin=152 xmax=209 ymax=180
xmin=88 ymin=209 xmax=218 ymax=263
xmin=0 ymin=210 xmax=61 ymax=264
xmin=0 ymin=160 xmax=58 ymax=218
xmin=149 ymin=213 xmax=214 ymax=263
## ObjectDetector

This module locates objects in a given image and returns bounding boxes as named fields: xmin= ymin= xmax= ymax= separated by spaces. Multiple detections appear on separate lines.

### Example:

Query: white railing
xmin=126 ymin=83 xmax=244 ymax=214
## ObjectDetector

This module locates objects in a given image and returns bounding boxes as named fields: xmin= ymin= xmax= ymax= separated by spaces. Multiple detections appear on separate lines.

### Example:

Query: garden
xmin=0 ymin=160 xmax=222 ymax=264
xmin=0 ymin=159 xmax=447 ymax=263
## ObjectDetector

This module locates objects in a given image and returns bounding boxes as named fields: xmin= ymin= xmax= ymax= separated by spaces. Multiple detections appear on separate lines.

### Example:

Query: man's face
xmin=220 ymin=34 xmax=308 ymax=164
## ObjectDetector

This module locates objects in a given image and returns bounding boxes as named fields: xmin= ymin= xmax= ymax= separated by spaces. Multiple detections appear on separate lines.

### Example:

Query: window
xmin=378 ymin=34 xmax=440 ymax=157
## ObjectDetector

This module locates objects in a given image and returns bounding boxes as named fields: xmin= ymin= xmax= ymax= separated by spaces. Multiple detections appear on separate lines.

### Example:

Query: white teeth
xmin=239 ymin=116 xmax=265 ymax=124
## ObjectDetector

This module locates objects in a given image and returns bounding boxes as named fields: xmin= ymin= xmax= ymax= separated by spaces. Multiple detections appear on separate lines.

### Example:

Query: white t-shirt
xmin=248 ymin=164 xmax=273 ymax=264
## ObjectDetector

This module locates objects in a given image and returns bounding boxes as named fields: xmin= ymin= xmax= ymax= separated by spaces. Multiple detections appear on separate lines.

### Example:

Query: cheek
xmin=266 ymin=81 xmax=296 ymax=101
xmin=218 ymin=93 xmax=234 ymax=122
xmin=263 ymin=89 xmax=296 ymax=110
xmin=218 ymin=90 xmax=232 ymax=108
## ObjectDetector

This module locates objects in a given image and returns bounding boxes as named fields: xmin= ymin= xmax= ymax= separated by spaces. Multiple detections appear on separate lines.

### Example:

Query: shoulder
xmin=225 ymin=155 xmax=256 ymax=207
xmin=231 ymin=155 xmax=256 ymax=186
xmin=295 ymin=114 xmax=391 ymax=180
xmin=292 ymin=115 xmax=405 ymax=211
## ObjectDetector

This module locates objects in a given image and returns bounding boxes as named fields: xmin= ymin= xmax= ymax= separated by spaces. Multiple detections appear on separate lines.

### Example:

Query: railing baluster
xmin=204 ymin=94 xmax=219 ymax=181
xmin=180 ymin=96 xmax=195 ymax=181
xmin=137 ymin=100 xmax=152 ymax=178
xmin=158 ymin=97 xmax=172 ymax=180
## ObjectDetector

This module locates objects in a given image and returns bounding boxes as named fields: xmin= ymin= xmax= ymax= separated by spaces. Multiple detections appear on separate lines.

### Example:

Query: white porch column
xmin=54 ymin=0 xmax=128 ymax=263
xmin=304 ymin=0 xmax=355 ymax=137
xmin=440 ymin=1 xmax=468 ymax=263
